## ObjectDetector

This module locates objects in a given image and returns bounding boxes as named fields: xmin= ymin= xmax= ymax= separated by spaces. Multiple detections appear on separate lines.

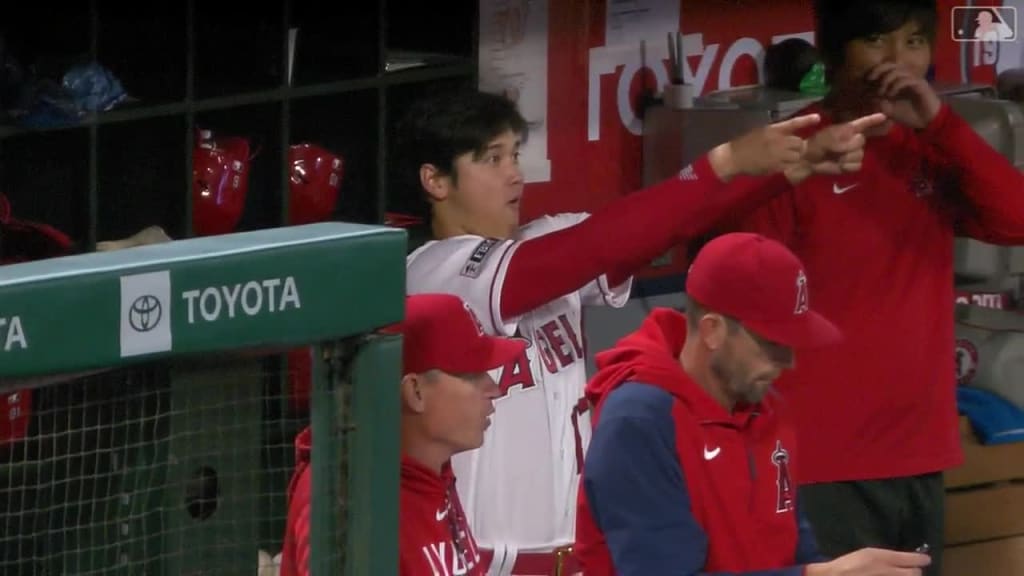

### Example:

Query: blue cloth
xmin=957 ymin=385 xmax=1024 ymax=445
xmin=16 ymin=62 xmax=128 ymax=129
xmin=62 ymin=62 xmax=128 ymax=113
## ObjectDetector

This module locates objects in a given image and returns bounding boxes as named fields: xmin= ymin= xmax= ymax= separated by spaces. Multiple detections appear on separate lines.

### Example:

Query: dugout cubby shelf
xmin=290 ymin=89 xmax=381 ymax=226
xmin=0 ymin=0 xmax=478 ymax=250
xmin=194 ymin=102 xmax=287 ymax=235
xmin=96 ymin=116 xmax=190 ymax=242
xmin=98 ymin=4 xmax=189 ymax=106
xmin=0 ymin=0 xmax=477 ymax=564
xmin=0 ymin=129 xmax=92 ymax=247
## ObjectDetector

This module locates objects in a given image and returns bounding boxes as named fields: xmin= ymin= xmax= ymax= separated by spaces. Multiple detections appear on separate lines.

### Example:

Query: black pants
xmin=799 ymin=472 xmax=944 ymax=576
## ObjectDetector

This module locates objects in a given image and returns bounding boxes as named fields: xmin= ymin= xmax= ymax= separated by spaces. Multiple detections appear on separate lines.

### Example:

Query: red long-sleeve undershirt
xmin=921 ymin=103 xmax=1024 ymax=244
xmin=499 ymin=157 xmax=793 ymax=320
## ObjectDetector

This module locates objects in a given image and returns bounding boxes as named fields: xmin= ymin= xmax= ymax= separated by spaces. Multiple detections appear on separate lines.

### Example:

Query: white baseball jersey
xmin=406 ymin=213 xmax=632 ymax=553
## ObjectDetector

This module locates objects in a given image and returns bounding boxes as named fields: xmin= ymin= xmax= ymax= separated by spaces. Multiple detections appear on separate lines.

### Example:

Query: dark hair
xmin=814 ymin=0 xmax=937 ymax=78
xmin=998 ymin=69 xmax=1024 ymax=102
xmin=764 ymin=38 xmax=821 ymax=92
xmin=391 ymin=89 xmax=528 ymax=219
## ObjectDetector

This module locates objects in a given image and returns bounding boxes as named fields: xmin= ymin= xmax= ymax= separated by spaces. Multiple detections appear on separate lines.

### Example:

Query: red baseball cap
xmin=386 ymin=294 xmax=526 ymax=375
xmin=685 ymin=233 xmax=842 ymax=348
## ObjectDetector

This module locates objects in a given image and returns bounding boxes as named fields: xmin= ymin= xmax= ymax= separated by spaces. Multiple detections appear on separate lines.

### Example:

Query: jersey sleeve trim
xmin=487 ymin=239 xmax=521 ymax=337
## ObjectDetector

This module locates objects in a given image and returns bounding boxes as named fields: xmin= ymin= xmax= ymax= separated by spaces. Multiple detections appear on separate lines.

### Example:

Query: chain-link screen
xmin=0 ymin=351 xmax=326 ymax=575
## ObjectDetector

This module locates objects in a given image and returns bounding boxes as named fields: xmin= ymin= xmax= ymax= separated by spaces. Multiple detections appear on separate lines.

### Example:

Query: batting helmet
xmin=288 ymin=143 xmax=343 ymax=225
xmin=192 ymin=129 xmax=251 ymax=237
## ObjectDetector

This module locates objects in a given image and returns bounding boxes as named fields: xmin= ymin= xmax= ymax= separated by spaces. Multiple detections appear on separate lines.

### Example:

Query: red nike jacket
xmin=400 ymin=456 xmax=485 ymax=576
xmin=279 ymin=425 xmax=484 ymax=576
xmin=575 ymin=308 xmax=825 ymax=575
xmin=717 ymin=102 xmax=1024 ymax=483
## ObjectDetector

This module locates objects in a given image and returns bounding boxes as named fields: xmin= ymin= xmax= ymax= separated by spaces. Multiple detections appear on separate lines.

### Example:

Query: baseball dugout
xmin=0 ymin=222 xmax=406 ymax=575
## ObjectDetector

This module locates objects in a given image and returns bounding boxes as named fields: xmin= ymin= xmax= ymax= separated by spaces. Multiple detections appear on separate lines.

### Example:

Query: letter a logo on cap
xmin=794 ymin=271 xmax=809 ymax=315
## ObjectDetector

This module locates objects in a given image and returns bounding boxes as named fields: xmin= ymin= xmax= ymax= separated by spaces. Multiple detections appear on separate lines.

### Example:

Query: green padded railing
xmin=0 ymin=222 xmax=406 ymax=576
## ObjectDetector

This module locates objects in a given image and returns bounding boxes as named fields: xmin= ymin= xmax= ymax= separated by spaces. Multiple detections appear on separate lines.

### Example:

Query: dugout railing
xmin=0 ymin=222 xmax=406 ymax=575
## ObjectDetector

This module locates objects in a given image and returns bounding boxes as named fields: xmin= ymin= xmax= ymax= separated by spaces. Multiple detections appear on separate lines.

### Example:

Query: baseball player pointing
xmin=399 ymin=89 xmax=885 ymax=574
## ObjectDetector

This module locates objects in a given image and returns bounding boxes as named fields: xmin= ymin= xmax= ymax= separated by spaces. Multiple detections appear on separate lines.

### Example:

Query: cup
xmin=663 ymin=83 xmax=696 ymax=109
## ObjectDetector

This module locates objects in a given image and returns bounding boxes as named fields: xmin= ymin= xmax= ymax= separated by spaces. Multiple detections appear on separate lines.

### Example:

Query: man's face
xmin=831 ymin=20 xmax=933 ymax=126
xmin=710 ymin=323 xmax=794 ymax=406
xmin=440 ymin=130 xmax=525 ymax=240
xmin=421 ymin=371 xmax=500 ymax=453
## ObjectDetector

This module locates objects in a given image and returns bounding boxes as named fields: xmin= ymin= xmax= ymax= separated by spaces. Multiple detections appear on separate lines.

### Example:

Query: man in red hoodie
xmin=704 ymin=2 xmax=1024 ymax=573
xmin=279 ymin=293 xmax=526 ymax=576
xmin=575 ymin=233 xmax=933 ymax=575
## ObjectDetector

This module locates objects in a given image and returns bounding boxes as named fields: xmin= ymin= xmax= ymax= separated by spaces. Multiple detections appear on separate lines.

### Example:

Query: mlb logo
xmin=951 ymin=6 xmax=1017 ymax=42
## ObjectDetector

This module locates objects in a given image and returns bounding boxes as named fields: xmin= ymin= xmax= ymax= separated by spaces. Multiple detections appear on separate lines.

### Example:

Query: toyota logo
xmin=129 ymin=295 xmax=163 ymax=332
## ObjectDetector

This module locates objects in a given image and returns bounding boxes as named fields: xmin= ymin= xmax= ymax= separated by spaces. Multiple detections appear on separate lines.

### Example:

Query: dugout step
xmin=943 ymin=416 xmax=1024 ymax=575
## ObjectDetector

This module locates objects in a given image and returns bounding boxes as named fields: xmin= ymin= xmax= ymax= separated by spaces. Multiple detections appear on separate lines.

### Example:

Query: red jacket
xmin=279 ymin=426 xmax=484 ymax=576
xmin=719 ymin=102 xmax=1024 ymax=483
xmin=280 ymin=426 xmax=312 ymax=576
xmin=575 ymin=309 xmax=823 ymax=575
xmin=400 ymin=456 xmax=485 ymax=576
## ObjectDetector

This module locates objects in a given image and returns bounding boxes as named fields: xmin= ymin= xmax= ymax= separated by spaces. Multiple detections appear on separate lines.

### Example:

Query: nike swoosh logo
xmin=436 ymin=507 xmax=448 ymax=521
xmin=833 ymin=183 xmax=858 ymax=195
xmin=703 ymin=446 xmax=721 ymax=460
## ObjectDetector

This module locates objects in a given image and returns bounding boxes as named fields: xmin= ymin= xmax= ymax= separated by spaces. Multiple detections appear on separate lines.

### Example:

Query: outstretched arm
xmin=499 ymin=112 xmax=884 ymax=321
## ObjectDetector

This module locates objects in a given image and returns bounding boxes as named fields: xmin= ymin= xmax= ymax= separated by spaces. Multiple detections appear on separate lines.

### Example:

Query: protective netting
xmin=0 ymin=350 xmax=337 ymax=576
xmin=0 ymin=221 xmax=405 ymax=576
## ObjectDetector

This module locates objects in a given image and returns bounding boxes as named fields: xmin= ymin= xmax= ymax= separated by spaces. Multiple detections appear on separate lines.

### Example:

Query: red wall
xmin=521 ymin=0 xmax=1010 ymax=278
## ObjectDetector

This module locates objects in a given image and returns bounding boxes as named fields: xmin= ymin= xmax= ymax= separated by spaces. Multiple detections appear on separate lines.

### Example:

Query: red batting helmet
xmin=192 ymin=129 xmax=251 ymax=237
xmin=288 ymin=143 xmax=344 ymax=225
xmin=0 ymin=193 xmax=75 ymax=263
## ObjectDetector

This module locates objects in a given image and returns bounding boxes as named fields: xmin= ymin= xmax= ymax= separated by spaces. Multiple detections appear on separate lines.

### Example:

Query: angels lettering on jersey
xmin=421 ymin=495 xmax=483 ymax=576
xmin=493 ymin=314 xmax=585 ymax=399
xmin=420 ymin=539 xmax=481 ymax=576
